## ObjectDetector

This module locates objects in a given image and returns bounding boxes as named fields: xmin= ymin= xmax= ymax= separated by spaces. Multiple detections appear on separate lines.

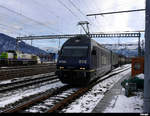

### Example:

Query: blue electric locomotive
xmin=56 ymin=35 xmax=114 ymax=85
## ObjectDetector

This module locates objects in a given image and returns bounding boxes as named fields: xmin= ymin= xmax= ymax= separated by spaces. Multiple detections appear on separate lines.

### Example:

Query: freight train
xmin=0 ymin=50 xmax=41 ymax=66
xmin=56 ymin=35 xmax=130 ymax=85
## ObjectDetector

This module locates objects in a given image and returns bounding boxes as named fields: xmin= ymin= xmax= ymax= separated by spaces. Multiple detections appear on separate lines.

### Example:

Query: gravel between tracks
xmin=0 ymin=64 xmax=56 ymax=81
xmin=62 ymin=64 xmax=131 ymax=113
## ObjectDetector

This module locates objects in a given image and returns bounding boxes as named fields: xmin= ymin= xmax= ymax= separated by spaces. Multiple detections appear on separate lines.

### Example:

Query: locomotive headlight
xmin=80 ymin=67 xmax=85 ymax=70
xmin=59 ymin=60 xmax=67 ymax=63
xmin=79 ymin=60 xmax=87 ymax=64
xmin=60 ymin=66 xmax=64 ymax=69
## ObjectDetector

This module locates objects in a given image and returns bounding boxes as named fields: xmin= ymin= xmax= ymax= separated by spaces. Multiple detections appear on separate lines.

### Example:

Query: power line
xmin=33 ymin=0 xmax=60 ymax=19
xmin=0 ymin=25 xmax=27 ymax=36
xmin=68 ymin=0 xmax=102 ymax=32
xmin=84 ymin=0 xmax=106 ymax=31
xmin=57 ymin=0 xmax=80 ymax=19
xmin=0 ymin=4 xmax=59 ymax=34
xmin=87 ymin=8 xmax=145 ymax=16
xmin=91 ymin=0 xmax=141 ymax=14
xmin=57 ymin=0 xmax=101 ymax=32
xmin=0 ymin=22 xmax=36 ymax=36
xmin=68 ymin=0 xmax=90 ymax=21
xmin=57 ymin=0 xmax=100 ymax=32
xmin=32 ymin=0 xmax=64 ymax=34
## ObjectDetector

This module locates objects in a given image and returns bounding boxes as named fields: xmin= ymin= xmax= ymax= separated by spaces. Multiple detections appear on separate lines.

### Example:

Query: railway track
xmin=0 ymin=64 xmax=56 ymax=81
xmin=0 ymin=63 xmax=56 ymax=70
xmin=0 ymin=73 xmax=58 ymax=92
xmin=2 ymin=65 xmax=131 ymax=113
xmin=111 ymin=64 xmax=129 ymax=72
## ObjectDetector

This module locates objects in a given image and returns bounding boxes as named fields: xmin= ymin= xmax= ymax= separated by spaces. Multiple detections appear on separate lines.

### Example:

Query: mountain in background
xmin=42 ymin=43 xmax=141 ymax=57
xmin=0 ymin=33 xmax=142 ymax=57
xmin=43 ymin=43 xmax=140 ymax=57
xmin=0 ymin=33 xmax=48 ymax=55
xmin=41 ymin=47 xmax=58 ymax=53
xmin=103 ymin=43 xmax=140 ymax=57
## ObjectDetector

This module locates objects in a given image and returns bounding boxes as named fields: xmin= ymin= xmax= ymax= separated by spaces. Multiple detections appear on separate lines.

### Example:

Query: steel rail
xmin=2 ymin=85 xmax=71 ymax=113
xmin=46 ymin=67 xmax=130 ymax=113
xmin=0 ymin=63 xmax=56 ymax=70
xmin=0 ymin=74 xmax=57 ymax=92
xmin=2 ymin=66 xmax=130 ymax=113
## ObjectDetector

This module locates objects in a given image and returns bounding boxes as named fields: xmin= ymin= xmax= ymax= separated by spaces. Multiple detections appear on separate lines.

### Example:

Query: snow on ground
xmin=63 ymin=65 xmax=132 ymax=113
xmin=104 ymin=90 xmax=143 ymax=113
xmin=0 ymin=81 xmax=65 ymax=108
xmin=136 ymin=74 xmax=144 ymax=79
xmin=26 ymin=88 xmax=79 ymax=113
xmin=0 ymin=64 xmax=143 ymax=113
xmin=0 ymin=80 xmax=11 ymax=85
xmin=0 ymin=72 xmax=54 ymax=85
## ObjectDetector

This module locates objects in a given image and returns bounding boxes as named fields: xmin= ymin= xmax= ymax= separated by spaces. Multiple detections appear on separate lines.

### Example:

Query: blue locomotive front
xmin=56 ymin=36 xmax=94 ymax=85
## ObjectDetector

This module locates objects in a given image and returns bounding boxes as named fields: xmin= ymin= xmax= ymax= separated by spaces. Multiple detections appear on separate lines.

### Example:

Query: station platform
xmin=92 ymin=72 xmax=143 ymax=113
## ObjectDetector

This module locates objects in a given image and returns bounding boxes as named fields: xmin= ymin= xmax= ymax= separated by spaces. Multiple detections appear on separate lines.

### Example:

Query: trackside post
xmin=144 ymin=0 xmax=150 ymax=113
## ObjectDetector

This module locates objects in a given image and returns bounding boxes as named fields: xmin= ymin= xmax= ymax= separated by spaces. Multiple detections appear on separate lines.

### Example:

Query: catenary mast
xmin=144 ymin=0 xmax=150 ymax=113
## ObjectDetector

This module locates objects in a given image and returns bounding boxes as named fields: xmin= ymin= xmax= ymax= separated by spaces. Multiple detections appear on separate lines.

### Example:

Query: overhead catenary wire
xmin=78 ymin=0 xmax=109 ymax=28
xmin=68 ymin=0 xmax=91 ymax=22
xmin=67 ymin=0 xmax=101 ymax=32
xmin=0 ymin=0 xmax=144 ymax=38
xmin=57 ymin=0 xmax=80 ymax=19
xmin=0 ymin=20 xmax=33 ymax=36
xmin=32 ymin=0 xmax=64 ymax=34
xmin=81 ymin=0 xmax=103 ymax=30
xmin=0 ymin=20 xmax=38 ymax=36
xmin=90 ymin=0 xmax=139 ymax=13
xmin=87 ymin=8 xmax=145 ymax=16
xmin=84 ymin=0 xmax=143 ymax=31
xmin=57 ymin=0 xmax=100 ymax=31
xmin=86 ymin=2 xmax=145 ymax=32
xmin=0 ymin=4 xmax=60 ymax=34
xmin=0 ymin=25 xmax=27 ymax=36
xmin=32 ymin=0 xmax=60 ymax=19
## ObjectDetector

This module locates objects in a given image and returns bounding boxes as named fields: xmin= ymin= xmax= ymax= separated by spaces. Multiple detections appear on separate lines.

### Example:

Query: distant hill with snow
xmin=0 ymin=32 xmax=140 ymax=58
xmin=103 ymin=43 xmax=140 ymax=57
xmin=42 ymin=43 xmax=141 ymax=57
xmin=0 ymin=33 xmax=48 ymax=55
xmin=42 ymin=47 xmax=58 ymax=53
xmin=42 ymin=43 xmax=140 ymax=57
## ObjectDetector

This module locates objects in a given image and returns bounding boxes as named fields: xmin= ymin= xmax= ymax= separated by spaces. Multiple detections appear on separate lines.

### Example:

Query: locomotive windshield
xmin=61 ymin=46 xmax=88 ymax=57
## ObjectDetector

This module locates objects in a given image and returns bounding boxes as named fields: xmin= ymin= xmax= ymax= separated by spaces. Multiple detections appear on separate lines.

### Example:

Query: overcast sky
xmin=0 ymin=0 xmax=145 ymax=49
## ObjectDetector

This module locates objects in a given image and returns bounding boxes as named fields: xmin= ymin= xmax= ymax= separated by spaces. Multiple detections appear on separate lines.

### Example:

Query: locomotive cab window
xmin=61 ymin=46 xmax=88 ymax=57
